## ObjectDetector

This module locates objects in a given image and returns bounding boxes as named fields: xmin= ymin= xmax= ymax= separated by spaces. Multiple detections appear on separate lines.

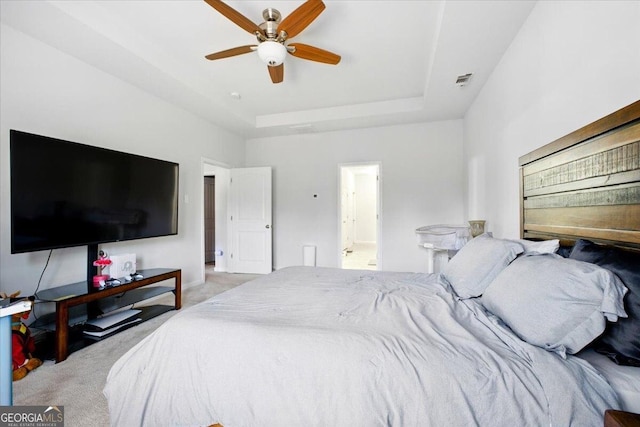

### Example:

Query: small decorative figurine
xmin=93 ymin=250 xmax=112 ymax=288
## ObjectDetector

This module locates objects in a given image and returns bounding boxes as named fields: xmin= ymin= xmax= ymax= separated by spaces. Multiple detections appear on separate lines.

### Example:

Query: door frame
xmin=337 ymin=162 xmax=382 ymax=269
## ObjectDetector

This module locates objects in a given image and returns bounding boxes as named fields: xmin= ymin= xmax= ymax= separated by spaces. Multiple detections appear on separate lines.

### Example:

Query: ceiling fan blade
xmin=205 ymin=45 xmax=256 ymax=60
xmin=268 ymin=64 xmax=284 ymax=84
xmin=278 ymin=0 xmax=325 ymax=39
xmin=288 ymin=43 xmax=340 ymax=65
xmin=203 ymin=0 xmax=264 ymax=36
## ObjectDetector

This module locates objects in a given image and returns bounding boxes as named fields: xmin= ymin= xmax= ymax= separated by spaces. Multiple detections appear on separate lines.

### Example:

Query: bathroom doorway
xmin=339 ymin=163 xmax=381 ymax=270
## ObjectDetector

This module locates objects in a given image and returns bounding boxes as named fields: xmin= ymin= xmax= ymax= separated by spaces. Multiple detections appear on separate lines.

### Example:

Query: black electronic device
xmin=10 ymin=130 xmax=179 ymax=286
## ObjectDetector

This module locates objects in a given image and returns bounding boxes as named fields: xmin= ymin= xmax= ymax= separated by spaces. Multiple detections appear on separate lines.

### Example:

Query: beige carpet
xmin=12 ymin=269 xmax=259 ymax=427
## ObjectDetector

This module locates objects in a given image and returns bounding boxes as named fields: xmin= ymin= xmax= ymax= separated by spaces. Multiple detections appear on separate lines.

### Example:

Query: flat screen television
xmin=10 ymin=130 xmax=179 ymax=257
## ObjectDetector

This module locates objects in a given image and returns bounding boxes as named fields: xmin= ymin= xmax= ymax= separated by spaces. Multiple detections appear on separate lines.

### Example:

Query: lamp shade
xmin=468 ymin=220 xmax=486 ymax=238
xmin=257 ymin=41 xmax=286 ymax=66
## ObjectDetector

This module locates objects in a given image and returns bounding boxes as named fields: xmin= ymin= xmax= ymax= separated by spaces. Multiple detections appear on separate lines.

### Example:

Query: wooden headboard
xmin=519 ymin=100 xmax=640 ymax=249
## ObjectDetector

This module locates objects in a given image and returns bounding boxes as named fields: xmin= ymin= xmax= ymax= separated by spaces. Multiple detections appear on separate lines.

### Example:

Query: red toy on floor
xmin=1 ymin=291 xmax=43 ymax=381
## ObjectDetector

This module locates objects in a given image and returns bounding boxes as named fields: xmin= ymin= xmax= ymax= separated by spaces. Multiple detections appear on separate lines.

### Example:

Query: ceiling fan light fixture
xmin=257 ymin=41 xmax=287 ymax=66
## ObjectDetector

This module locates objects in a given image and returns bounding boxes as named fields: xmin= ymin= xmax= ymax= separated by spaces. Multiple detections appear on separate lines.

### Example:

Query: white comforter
xmin=104 ymin=267 xmax=621 ymax=426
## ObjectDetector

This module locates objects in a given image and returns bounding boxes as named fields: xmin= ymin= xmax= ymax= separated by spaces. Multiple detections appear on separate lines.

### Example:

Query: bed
xmin=104 ymin=100 xmax=640 ymax=427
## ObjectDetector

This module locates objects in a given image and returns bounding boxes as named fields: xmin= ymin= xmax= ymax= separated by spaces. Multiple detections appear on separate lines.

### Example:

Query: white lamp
xmin=257 ymin=41 xmax=287 ymax=66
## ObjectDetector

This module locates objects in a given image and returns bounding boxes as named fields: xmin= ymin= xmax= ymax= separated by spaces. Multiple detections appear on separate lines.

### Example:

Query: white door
xmin=340 ymin=168 xmax=355 ymax=252
xmin=228 ymin=167 xmax=272 ymax=274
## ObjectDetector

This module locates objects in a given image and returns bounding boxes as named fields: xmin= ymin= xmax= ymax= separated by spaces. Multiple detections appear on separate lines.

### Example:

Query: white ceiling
xmin=1 ymin=0 xmax=536 ymax=138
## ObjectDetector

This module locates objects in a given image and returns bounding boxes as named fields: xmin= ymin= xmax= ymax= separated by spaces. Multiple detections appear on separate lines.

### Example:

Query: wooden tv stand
xmin=34 ymin=268 xmax=181 ymax=362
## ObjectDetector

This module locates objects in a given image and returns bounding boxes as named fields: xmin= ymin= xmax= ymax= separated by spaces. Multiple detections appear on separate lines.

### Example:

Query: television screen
xmin=10 ymin=130 xmax=179 ymax=253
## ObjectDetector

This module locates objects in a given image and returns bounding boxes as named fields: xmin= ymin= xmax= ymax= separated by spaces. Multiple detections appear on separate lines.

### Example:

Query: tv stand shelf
xmin=34 ymin=268 xmax=181 ymax=362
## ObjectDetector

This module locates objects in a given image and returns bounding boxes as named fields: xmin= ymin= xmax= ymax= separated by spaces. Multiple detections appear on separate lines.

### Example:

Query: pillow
xmin=556 ymin=245 xmax=573 ymax=258
xmin=509 ymin=238 xmax=559 ymax=255
xmin=441 ymin=234 xmax=524 ymax=298
xmin=570 ymin=239 xmax=640 ymax=366
xmin=481 ymin=254 xmax=628 ymax=357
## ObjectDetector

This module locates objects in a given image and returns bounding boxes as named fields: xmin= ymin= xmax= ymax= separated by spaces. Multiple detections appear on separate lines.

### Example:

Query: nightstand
xmin=604 ymin=410 xmax=640 ymax=427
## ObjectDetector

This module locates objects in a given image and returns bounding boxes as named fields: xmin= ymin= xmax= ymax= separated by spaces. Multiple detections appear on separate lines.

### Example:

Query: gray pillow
xmin=481 ymin=254 xmax=628 ymax=357
xmin=509 ymin=238 xmax=559 ymax=255
xmin=441 ymin=234 xmax=524 ymax=298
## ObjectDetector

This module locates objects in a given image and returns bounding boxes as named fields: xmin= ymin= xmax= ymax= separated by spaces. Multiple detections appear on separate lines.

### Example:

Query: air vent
xmin=455 ymin=73 xmax=473 ymax=87
xmin=289 ymin=124 xmax=314 ymax=133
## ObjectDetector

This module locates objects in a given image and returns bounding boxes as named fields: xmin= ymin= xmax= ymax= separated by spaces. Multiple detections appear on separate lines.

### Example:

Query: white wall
xmin=464 ymin=0 xmax=640 ymax=238
xmin=0 ymin=24 xmax=245 ymax=298
xmin=246 ymin=120 xmax=464 ymax=273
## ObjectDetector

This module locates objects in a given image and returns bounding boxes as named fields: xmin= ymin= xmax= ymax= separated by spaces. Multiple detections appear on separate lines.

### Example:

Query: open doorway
xmin=339 ymin=163 xmax=380 ymax=270
xmin=201 ymin=160 xmax=272 ymax=277
xmin=204 ymin=176 xmax=215 ymax=265
xmin=202 ymin=160 xmax=231 ymax=278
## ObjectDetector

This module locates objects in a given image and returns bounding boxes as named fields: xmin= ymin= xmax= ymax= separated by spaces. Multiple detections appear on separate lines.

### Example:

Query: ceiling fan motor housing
xmin=260 ymin=8 xmax=281 ymax=39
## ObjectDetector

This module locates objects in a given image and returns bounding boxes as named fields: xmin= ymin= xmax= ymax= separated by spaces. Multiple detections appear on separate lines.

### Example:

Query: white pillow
xmin=510 ymin=238 xmax=559 ymax=255
xmin=441 ymin=234 xmax=524 ymax=298
xmin=481 ymin=254 xmax=628 ymax=357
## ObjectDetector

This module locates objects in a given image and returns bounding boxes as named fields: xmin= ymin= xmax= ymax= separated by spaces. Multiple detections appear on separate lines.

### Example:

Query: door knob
xmin=266 ymin=225 xmax=270 ymax=229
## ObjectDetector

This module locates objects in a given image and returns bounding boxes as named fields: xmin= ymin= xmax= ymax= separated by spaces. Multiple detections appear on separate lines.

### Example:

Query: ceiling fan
xmin=203 ymin=0 xmax=341 ymax=84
